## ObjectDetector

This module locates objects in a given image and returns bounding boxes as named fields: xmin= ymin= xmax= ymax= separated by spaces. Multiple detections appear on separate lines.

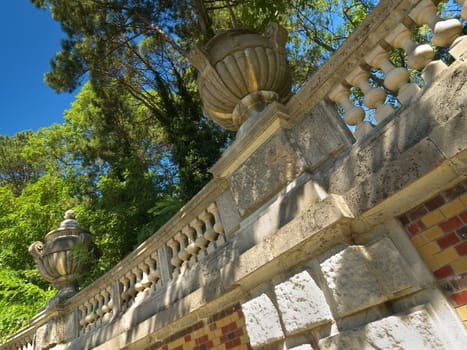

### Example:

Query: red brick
xmin=425 ymin=195 xmax=446 ymax=210
xmin=460 ymin=210 xmax=467 ymax=224
xmin=226 ymin=338 xmax=241 ymax=349
xmin=185 ymin=335 xmax=191 ymax=342
xmin=162 ymin=345 xmax=168 ymax=350
xmin=222 ymin=322 xmax=237 ymax=334
xmin=173 ymin=346 xmax=183 ymax=350
xmin=220 ymin=335 xmax=228 ymax=344
xmin=433 ymin=265 xmax=455 ymax=279
xmin=440 ymin=217 xmax=463 ymax=233
xmin=207 ymin=341 xmax=214 ymax=349
xmin=450 ymin=290 xmax=467 ymax=306
xmin=407 ymin=220 xmax=425 ymax=236
xmin=437 ymin=232 xmax=460 ymax=249
xmin=209 ymin=323 xmax=217 ymax=331
xmin=455 ymin=241 xmax=467 ymax=255
xmin=237 ymin=309 xmax=244 ymax=318
xmin=196 ymin=335 xmax=209 ymax=345
xmin=235 ymin=329 xmax=244 ymax=337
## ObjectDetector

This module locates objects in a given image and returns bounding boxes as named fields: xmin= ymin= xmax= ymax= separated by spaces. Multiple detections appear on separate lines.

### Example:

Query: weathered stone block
xmin=274 ymin=271 xmax=332 ymax=335
xmin=290 ymin=101 xmax=353 ymax=171
xmin=320 ymin=237 xmax=413 ymax=318
xmin=242 ymin=293 xmax=284 ymax=348
xmin=229 ymin=130 xmax=304 ymax=216
xmin=367 ymin=237 xmax=413 ymax=296
xmin=287 ymin=345 xmax=314 ymax=350
xmin=320 ymin=246 xmax=385 ymax=318
xmin=318 ymin=309 xmax=447 ymax=350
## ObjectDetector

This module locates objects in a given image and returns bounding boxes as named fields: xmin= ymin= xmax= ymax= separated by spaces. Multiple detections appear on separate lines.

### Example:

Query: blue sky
xmin=0 ymin=1 xmax=77 ymax=136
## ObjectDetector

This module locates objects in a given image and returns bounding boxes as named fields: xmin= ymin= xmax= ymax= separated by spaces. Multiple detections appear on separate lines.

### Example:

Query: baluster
xmin=78 ymin=304 xmax=87 ymax=329
xmin=135 ymin=261 xmax=151 ymax=292
xmin=147 ymin=253 xmax=161 ymax=289
xmin=191 ymin=218 xmax=208 ymax=258
xmin=183 ymin=225 xmax=199 ymax=266
xmin=101 ymin=288 xmax=110 ymax=322
xmin=200 ymin=210 xmax=217 ymax=254
xmin=328 ymin=83 xmax=369 ymax=138
xmin=167 ymin=238 xmax=182 ymax=276
xmin=175 ymin=231 xmax=190 ymax=265
xmin=410 ymin=0 xmax=462 ymax=47
xmin=365 ymin=45 xmax=420 ymax=104
xmin=103 ymin=286 xmax=113 ymax=322
xmin=346 ymin=67 xmax=394 ymax=125
xmin=83 ymin=299 xmax=94 ymax=328
xmin=385 ymin=23 xmax=434 ymax=70
xmin=95 ymin=293 xmax=104 ymax=325
xmin=460 ymin=0 xmax=467 ymax=19
xmin=120 ymin=275 xmax=130 ymax=311
xmin=207 ymin=203 xmax=226 ymax=245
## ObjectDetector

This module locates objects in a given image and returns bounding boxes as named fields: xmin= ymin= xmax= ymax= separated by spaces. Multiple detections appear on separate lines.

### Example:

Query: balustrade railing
xmin=1 ymin=1 xmax=465 ymax=349
xmin=325 ymin=0 xmax=466 ymax=139
xmin=287 ymin=0 xmax=466 ymax=140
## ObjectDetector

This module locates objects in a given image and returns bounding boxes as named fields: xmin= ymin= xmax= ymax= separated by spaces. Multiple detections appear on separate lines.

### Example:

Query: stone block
xmin=274 ymin=271 xmax=332 ymax=335
xmin=320 ymin=237 xmax=413 ymax=318
xmin=320 ymin=246 xmax=386 ymax=318
xmin=287 ymin=345 xmax=314 ymax=350
xmin=290 ymin=101 xmax=353 ymax=171
xmin=367 ymin=237 xmax=413 ymax=297
xmin=318 ymin=309 xmax=447 ymax=350
xmin=229 ymin=130 xmax=304 ymax=216
xmin=242 ymin=293 xmax=284 ymax=348
xmin=215 ymin=190 xmax=241 ymax=236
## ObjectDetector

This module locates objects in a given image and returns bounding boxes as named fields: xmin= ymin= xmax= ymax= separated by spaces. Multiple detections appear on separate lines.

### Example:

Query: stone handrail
xmin=288 ymin=0 xmax=466 ymax=139
xmin=1 ymin=0 xmax=465 ymax=349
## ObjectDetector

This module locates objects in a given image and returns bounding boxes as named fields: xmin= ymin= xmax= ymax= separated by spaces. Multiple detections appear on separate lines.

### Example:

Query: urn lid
xmin=44 ymin=209 xmax=87 ymax=241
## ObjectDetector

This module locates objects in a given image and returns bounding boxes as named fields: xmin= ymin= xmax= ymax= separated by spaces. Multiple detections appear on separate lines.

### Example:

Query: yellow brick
xmin=411 ymin=234 xmax=426 ymax=248
xmin=451 ymin=258 xmax=467 ymax=275
xmin=459 ymin=193 xmax=467 ymax=206
xmin=421 ymin=210 xmax=445 ymax=228
xmin=434 ymin=247 xmax=459 ymax=267
xmin=440 ymin=199 xmax=464 ymax=218
xmin=422 ymin=226 xmax=444 ymax=241
xmin=456 ymin=305 xmax=467 ymax=321
xmin=424 ymin=255 xmax=443 ymax=271
xmin=418 ymin=241 xmax=441 ymax=259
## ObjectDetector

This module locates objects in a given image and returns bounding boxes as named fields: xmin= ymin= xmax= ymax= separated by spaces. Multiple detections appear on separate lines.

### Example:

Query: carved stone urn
xmin=29 ymin=210 xmax=101 ymax=305
xmin=190 ymin=23 xmax=291 ymax=131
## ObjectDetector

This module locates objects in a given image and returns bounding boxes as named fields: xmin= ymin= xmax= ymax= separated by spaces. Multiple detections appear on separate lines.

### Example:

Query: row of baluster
xmin=328 ymin=0 xmax=466 ymax=138
xmin=76 ymin=201 xmax=225 ymax=334
xmin=166 ymin=203 xmax=225 ymax=277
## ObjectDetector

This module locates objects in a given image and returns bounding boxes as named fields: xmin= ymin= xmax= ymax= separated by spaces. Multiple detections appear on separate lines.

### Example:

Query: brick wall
xmin=398 ymin=180 xmax=467 ymax=328
xmin=145 ymin=304 xmax=251 ymax=350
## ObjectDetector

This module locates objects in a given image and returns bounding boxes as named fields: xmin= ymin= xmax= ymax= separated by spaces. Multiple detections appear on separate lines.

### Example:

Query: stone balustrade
xmin=1 ymin=1 xmax=466 ymax=349
xmin=288 ymin=0 xmax=466 ymax=140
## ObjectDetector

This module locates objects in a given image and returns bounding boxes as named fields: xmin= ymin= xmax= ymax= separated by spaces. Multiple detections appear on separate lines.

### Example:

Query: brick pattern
xmin=398 ymin=181 xmax=467 ymax=328
xmin=145 ymin=304 xmax=252 ymax=350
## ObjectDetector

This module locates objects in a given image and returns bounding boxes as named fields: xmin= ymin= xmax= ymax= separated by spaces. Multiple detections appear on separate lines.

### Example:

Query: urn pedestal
xmin=29 ymin=210 xmax=101 ymax=306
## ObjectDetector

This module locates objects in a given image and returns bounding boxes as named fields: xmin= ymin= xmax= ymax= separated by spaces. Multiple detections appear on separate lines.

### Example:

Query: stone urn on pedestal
xmin=189 ymin=22 xmax=291 ymax=133
xmin=29 ymin=210 xmax=101 ymax=306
